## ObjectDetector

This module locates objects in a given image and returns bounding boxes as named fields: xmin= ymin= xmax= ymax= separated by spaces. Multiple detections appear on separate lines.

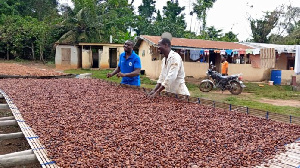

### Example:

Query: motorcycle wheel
xmin=229 ymin=81 xmax=243 ymax=95
xmin=199 ymin=81 xmax=213 ymax=92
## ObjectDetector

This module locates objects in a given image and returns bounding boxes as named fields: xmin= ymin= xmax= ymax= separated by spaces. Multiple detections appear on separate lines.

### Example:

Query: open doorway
xmin=109 ymin=48 xmax=117 ymax=68
xmin=209 ymin=52 xmax=222 ymax=72
xmin=92 ymin=51 xmax=99 ymax=68
xmin=287 ymin=58 xmax=295 ymax=70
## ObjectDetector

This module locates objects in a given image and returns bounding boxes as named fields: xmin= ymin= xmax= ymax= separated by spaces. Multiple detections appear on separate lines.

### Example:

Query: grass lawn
xmin=65 ymin=69 xmax=300 ymax=117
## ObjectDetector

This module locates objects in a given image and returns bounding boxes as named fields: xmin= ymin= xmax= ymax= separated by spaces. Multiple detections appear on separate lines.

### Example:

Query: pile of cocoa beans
xmin=0 ymin=78 xmax=299 ymax=167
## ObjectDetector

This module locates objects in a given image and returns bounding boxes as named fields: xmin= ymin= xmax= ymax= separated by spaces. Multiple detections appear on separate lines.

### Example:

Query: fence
xmin=107 ymin=80 xmax=300 ymax=125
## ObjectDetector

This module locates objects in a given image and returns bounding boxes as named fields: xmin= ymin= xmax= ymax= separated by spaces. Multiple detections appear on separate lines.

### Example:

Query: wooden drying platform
xmin=0 ymin=90 xmax=59 ymax=168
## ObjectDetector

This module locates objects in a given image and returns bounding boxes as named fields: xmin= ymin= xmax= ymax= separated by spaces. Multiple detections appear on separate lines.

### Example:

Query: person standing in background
xmin=221 ymin=56 xmax=228 ymax=76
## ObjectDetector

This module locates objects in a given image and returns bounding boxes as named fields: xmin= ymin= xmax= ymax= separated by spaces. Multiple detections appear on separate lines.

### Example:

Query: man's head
xmin=158 ymin=38 xmax=171 ymax=56
xmin=124 ymin=40 xmax=134 ymax=53
xmin=222 ymin=57 xmax=226 ymax=62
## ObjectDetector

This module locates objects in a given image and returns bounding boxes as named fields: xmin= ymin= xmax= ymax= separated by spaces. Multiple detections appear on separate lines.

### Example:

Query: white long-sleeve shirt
xmin=157 ymin=50 xmax=190 ymax=96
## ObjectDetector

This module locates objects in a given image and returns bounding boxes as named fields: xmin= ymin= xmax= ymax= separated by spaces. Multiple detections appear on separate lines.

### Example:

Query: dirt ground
xmin=260 ymin=98 xmax=300 ymax=107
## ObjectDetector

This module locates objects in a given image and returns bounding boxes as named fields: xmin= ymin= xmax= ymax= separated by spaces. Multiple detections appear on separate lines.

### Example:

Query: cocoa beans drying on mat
xmin=0 ymin=63 xmax=64 ymax=76
xmin=0 ymin=79 xmax=299 ymax=167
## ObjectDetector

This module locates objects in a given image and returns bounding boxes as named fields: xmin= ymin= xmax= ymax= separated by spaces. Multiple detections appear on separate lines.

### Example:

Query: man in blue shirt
xmin=107 ymin=40 xmax=141 ymax=86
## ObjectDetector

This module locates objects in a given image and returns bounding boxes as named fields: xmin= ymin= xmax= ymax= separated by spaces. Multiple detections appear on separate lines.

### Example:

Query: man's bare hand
xmin=117 ymin=72 xmax=125 ymax=78
xmin=107 ymin=73 xmax=113 ymax=78
xmin=148 ymin=90 xmax=158 ymax=98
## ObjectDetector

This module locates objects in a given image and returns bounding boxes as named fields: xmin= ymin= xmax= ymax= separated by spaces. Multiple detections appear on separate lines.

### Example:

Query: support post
xmin=0 ymin=150 xmax=33 ymax=159
xmin=0 ymin=132 xmax=24 ymax=140
xmin=0 ymin=116 xmax=15 ymax=121
xmin=266 ymin=111 xmax=269 ymax=120
xmin=0 ymin=104 xmax=9 ymax=109
xmin=0 ymin=120 xmax=17 ymax=126
xmin=0 ymin=154 xmax=38 ymax=167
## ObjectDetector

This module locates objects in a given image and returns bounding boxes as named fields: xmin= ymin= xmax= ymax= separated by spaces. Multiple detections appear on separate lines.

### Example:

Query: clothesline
xmin=177 ymin=48 xmax=261 ymax=56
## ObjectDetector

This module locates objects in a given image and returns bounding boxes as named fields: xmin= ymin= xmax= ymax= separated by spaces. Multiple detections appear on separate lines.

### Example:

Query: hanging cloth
xmin=220 ymin=50 xmax=226 ymax=55
xmin=295 ymin=45 xmax=300 ymax=75
xmin=204 ymin=49 xmax=210 ymax=56
xmin=190 ymin=49 xmax=201 ymax=61
xmin=246 ymin=49 xmax=253 ymax=54
xmin=225 ymin=50 xmax=232 ymax=56
xmin=252 ymin=48 xmax=260 ymax=55
xmin=214 ymin=50 xmax=220 ymax=53
xmin=233 ymin=49 xmax=239 ymax=55
xmin=200 ymin=49 xmax=204 ymax=55
xmin=239 ymin=49 xmax=246 ymax=55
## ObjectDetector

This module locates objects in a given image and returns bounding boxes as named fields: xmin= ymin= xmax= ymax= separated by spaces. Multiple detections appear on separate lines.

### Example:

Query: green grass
xmin=64 ymin=69 xmax=157 ymax=88
xmin=64 ymin=69 xmax=300 ymax=117
xmin=224 ymin=96 xmax=300 ymax=116
xmin=244 ymin=83 xmax=300 ymax=100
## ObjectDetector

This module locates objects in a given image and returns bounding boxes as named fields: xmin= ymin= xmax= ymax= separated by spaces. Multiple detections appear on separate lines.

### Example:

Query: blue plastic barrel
xmin=271 ymin=70 xmax=281 ymax=85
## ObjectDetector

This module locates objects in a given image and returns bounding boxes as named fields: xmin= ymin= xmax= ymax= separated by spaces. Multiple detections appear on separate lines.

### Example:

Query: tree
xmin=220 ymin=31 xmax=239 ymax=42
xmin=138 ymin=0 xmax=156 ymax=22
xmin=249 ymin=10 xmax=280 ymax=43
xmin=134 ymin=0 xmax=156 ymax=36
xmin=0 ymin=15 xmax=39 ymax=60
xmin=98 ymin=0 xmax=136 ymax=43
xmin=58 ymin=0 xmax=101 ymax=44
xmin=0 ymin=0 xmax=59 ymax=21
xmin=163 ymin=1 xmax=185 ymax=23
xmin=27 ymin=0 xmax=59 ymax=21
xmin=268 ymin=6 xmax=300 ymax=44
xmin=193 ymin=0 xmax=217 ymax=32
xmin=201 ymin=26 xmax=222 ymax=40
xmin=151 ymin=1 xmax=186 ymax=37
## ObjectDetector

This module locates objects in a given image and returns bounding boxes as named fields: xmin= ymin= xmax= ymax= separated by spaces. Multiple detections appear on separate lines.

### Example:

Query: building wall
xmin=139 ymin=41 xmax=155 ymax=77
xmin=228 ymin=64 xmax=270 ymax=82
xmin=55 ymin=45 xmax=80 ymax=70
xmin=82 ymin=49 xmax=92 ymax=69
xmin=100 ymin=46 xmax=124 ymax=69
xmin=184 ymin=62 xmax=209 ymax=78
xmin=276 ymin=53 xmax=288 ymax=70
xmin=281 ymin=70 xmax=300 ymax=85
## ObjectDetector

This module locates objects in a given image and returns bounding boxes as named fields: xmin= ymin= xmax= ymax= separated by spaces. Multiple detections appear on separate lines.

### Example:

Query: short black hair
xmin=160 ymin=38 xmax=171 ymax=47
xmin=125 ymin=40 xmax=134 ymax=46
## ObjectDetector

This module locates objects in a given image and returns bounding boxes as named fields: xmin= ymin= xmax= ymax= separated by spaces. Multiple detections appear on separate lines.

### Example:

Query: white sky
xmin=59 ymin=0 xmax=300 ymax=41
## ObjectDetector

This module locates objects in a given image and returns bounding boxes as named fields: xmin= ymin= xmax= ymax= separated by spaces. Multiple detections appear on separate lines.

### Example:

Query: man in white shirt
xmin=148 ymin=38 xmax=190 ymax=97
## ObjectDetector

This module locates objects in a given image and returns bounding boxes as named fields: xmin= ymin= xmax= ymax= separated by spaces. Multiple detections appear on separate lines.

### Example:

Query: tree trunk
xmin=202 ymin=13 xmax=207 ymax=32
xmin=6 ymin=44 xmax=9 ymax=60
xmin=31 ymin=43 xmax=35 ymax=60
xmin=39 ymin=44 xmax=45 ymax=64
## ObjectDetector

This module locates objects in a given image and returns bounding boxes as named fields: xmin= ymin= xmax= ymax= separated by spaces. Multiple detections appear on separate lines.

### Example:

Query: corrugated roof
xmin=240 ymin=42 xmax=296 ymax=53
xmin=139 ymin=35 xmax=253 ymax=50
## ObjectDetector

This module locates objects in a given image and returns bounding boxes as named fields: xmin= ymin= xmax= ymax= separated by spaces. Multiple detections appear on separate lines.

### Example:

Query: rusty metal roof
xmin=138 ymin=35 xmax=252 ymax=50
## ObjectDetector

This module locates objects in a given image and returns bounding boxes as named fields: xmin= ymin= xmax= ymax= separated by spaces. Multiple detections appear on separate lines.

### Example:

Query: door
xmin=61 ymin=48 xmax=71 ymax=65
xmin=109 ymin=48 xmax=117 ymax=68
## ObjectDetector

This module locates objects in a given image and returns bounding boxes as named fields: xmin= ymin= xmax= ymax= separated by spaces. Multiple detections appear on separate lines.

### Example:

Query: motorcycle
xmin=199 ymin=65 xmax=245 ymax=95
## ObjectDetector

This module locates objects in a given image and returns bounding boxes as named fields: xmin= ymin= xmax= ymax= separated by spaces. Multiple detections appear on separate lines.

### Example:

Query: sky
xmin=59 ymin=0 xmax=300 ymax=41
